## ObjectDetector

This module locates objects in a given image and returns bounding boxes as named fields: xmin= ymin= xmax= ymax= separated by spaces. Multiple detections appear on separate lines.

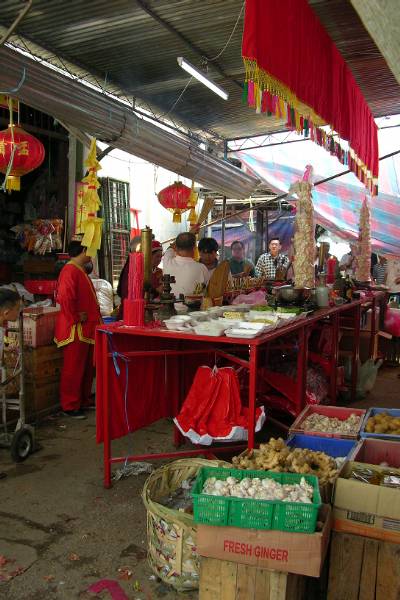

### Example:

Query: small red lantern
xmin=0 ymin=125 xmax=45 ymax=191
xmin=157 ymin=181 xmax=192 ymax=223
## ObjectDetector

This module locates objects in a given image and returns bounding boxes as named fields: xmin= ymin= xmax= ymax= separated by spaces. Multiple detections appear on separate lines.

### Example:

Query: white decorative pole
xmin=355 ymin=196 xmax=371 ymax=282
xmin=290 ymin=165 xmax=316 ymax=288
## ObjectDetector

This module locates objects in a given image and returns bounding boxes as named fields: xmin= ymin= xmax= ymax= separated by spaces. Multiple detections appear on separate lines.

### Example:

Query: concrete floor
xmin=0 ymin=366 xmax=399 ymax=600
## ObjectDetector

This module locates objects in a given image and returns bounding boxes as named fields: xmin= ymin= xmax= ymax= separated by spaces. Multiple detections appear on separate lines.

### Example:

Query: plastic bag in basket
xmin=174 ymin=366 xmax=265 ymax=445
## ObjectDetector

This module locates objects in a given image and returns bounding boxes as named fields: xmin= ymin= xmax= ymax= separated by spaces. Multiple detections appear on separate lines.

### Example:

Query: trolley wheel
xmin=10 ymin=428 xmax=33 ymax=463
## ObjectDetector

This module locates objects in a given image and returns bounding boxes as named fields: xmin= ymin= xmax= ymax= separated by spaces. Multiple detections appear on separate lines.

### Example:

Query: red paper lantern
xmin=157 ymin=181 xmax=192 ymax=223
xmin=0 ymin=125 xmax=45 ymax=191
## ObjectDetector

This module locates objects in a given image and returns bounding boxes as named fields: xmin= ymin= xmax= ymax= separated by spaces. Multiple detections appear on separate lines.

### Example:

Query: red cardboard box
xmin=196 ymin=505 xmax=331 ymax=578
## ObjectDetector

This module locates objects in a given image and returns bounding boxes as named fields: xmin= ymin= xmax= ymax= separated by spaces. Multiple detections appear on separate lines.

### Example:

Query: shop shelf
xmin=192 ymin=466 xmax=321 ymax=533
xmin=289 ymin=404 xmax=366 ymax=439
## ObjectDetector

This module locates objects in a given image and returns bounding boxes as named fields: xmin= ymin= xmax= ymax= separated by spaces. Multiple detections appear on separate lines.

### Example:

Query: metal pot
xmin=273 ymin=286 xmax=311 ymax=304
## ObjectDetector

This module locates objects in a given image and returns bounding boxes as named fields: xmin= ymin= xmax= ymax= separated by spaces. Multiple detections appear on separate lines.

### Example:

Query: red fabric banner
xmin=242 ymin=0 xmax=379 ymax=195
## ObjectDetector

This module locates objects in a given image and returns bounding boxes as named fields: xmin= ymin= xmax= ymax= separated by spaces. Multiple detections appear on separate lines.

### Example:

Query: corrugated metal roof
xmin=1 ymin=0 xmax=399 ymax=142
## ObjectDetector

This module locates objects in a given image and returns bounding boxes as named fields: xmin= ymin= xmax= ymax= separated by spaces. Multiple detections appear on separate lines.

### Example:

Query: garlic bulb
xmin=202 ymin=475 xmax=313 ymax=503
xmin=300 ymin=412 xmax=361 ymax=435
xmin=290 ymin=173 xmax=315 ymax=289
xmin=355 ymin=197 xmax=371 ymax=282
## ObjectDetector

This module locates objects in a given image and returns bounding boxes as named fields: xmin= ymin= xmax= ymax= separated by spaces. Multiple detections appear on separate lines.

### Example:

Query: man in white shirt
xmin=339 ymin=243 xmax=357 ymax=276
xmin=386 ymin=257 xmax=400 ymax=301
xmin=163 ymin=232 xmax=209 ymax=298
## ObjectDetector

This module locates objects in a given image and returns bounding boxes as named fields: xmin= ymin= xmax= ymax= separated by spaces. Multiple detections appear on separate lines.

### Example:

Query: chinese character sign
xmin=0 ymin=125 xmax=45 ymax=191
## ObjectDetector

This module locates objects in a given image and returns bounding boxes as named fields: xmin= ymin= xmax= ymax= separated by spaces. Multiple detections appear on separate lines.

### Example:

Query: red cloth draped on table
xmin=174 ymin=366 xmax=265 ymax=446
xmin=242 ymin=0 xmax=379 ymax=195
xmin=95 ymin=332 xmax=215 ymax=442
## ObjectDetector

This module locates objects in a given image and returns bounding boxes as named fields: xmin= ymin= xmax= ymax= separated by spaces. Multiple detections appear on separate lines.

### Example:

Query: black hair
xmin=175 ymin=232 xmax=196 ymax=250
xmin=68 ymin=241 xmax=86 ymax=258
xmin=84 ymin=261 xmax=94 ymax=275
xmin=269 ymin=237 xmax=280 ymax=244
xmin=231 ymin=240 xmax=244 ymax=250
xmin=198 ymin=237 xmax=219 ymax=253
xmin=0 ymin=289 xmax=20 ymax=310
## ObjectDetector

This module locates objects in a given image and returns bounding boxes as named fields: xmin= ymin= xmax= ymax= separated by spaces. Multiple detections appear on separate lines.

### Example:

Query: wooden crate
xmin=23 ymin=257 xmax=56 ymax=275
xmin=24 ymin=344 xmax=63 ymax=381
xmin=199 ymin=557 xmax=307 ymax=600
xmin=328 ymin=531 xmax=400 ymax=600
xmin=25 ymin=380 xmax=60 ymax=415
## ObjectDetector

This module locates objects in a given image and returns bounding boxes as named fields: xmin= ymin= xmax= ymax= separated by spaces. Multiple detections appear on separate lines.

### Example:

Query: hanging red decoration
xmin=242 ymin=0 xmax=379 ymax=196
xmin=157 ymin=181 xmax=192 ymax=223
xmin=0 ymin=125 xmax=45 ymax=191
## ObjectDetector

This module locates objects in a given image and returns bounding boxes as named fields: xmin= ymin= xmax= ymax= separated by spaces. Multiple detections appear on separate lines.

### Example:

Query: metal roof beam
xmin=227 ymin=137 xmax=309 ymax=153
xmin=135 ymin=0 xmax=243 ymax=91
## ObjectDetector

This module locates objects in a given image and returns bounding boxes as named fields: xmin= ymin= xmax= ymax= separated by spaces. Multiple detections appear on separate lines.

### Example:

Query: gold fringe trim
xmin=243 ymin=57 xmax=378 ymax=192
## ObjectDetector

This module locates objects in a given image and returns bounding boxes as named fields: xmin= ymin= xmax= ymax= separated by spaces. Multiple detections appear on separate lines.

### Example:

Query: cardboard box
xmin=196 ymin=505 xmax=331 ymax=578
xmin=333 ymin=461 xmax=400 ymax=543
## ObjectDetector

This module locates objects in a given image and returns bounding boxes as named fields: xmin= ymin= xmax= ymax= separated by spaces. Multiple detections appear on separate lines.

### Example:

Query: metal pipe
xmin=221 ymin=196 xmax=226 ymax=258
xmin=228 ymin=137 xmax=309 ymax=153
xmin=0 ymin=46 xmax=259 ymax=197
xmin=0 ymin=0 xmax=32 ymax=47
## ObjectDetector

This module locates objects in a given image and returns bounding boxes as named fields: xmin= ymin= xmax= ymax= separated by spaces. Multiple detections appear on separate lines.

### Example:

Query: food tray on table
xmin=192 ymin=466 xmax=321 ymax=533
xmin=360 ymin=408 xmax=400 ymax=441
xmin=289 ymin=404 xmax=366 ymax=439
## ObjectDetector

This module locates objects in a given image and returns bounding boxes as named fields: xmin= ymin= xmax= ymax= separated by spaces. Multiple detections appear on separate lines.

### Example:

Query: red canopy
xmin=242 ymin=0 xmax=379 ymax=195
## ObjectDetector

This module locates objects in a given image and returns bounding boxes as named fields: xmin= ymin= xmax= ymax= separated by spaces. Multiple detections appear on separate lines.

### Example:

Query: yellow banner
xmin=74 ymin=181 xmax=89 ymax=234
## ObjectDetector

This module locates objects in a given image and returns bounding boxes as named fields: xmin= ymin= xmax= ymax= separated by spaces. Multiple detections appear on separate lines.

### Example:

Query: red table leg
xmin=351 ymin=303 xmax=361 ymax=402
xmin=369 ymin=297 xmax=376 ymax=358
xmin=248 ymin=345 xmax=258 ymax=450
xmin=330 ymin=313 xmax=339 ymax=404
xmin=295 ymin=326 xmax=308 ymax=414
xmin=101 ymin=333 xmax=112 ymax=489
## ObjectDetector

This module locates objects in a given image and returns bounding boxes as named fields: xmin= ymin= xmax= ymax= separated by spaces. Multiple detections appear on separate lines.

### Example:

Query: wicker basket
xmin=142 ymin=458 xmax=229 ymax=592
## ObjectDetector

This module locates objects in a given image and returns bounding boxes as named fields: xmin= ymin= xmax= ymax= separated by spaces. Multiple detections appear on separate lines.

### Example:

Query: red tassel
xmin=248 ymin=80 xmax=255 ymax=106
xmin=261 ymin=90 xmax=268 ymax=113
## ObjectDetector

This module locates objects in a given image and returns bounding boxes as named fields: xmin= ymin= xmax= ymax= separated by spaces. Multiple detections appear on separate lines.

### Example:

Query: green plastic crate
xmin=192 ymin=467 xmax=321 ymax=533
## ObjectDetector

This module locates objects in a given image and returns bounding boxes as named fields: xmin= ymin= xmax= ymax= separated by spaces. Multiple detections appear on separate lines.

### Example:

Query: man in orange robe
xmin=55 ymin=240 xmax=101 ymax=419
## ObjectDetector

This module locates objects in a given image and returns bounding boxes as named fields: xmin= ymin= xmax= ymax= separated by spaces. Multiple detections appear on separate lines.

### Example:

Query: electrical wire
xmin=160 ymin=76 xmax=193 ymax=118
xmin=208 ymin=1 xmax=245 ymax=62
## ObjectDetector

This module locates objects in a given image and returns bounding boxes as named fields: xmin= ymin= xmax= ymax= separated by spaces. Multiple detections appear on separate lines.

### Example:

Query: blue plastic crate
xmin=360 ymin=407 xmax=400 ymax=441
xmin=286 ymin=433 xmax=356 ymax=459
xmin=102 ymin=316 xmax=117 ymax=324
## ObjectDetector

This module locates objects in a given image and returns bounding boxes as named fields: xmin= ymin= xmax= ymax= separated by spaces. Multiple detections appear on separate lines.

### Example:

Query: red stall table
xmin=97 ymin=300 xmax=367 ymax=488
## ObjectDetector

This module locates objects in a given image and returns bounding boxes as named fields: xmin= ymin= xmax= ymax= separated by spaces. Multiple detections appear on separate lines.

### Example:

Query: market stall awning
xmin=242 ymin=0 xmax=379 ymax=194
xmin=0 ymin=46 xmax=260 ymax=199
xmin=234 ymin=127 xmax=400 ymax=254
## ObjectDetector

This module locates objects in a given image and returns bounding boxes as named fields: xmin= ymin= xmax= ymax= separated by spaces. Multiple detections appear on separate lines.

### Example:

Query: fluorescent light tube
xmin=177 ymin=56 xmax=229 ymax=101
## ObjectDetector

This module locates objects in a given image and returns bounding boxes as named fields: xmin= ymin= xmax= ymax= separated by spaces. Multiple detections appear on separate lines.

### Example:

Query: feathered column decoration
xmin=355 ymin=197 xmax=371 ymax=282
xmin=290 ymin=165 xmax=315 ymax=288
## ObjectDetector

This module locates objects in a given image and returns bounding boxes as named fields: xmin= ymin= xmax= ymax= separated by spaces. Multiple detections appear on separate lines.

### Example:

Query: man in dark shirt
xmin=228 ymin=240 xmax=255 ymax=277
